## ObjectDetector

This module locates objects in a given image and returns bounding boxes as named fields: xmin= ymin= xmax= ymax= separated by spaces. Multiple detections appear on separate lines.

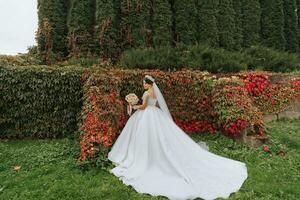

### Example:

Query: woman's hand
xmin=132 ymin=94 xmax=149 ymax=110
xmin=133 ymin=105 xmax=140 ymax=110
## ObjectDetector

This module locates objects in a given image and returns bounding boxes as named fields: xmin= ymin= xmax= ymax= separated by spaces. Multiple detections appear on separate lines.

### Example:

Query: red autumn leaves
xmin=242 ymin=73 xmax=270 ymax=96
xmin=78 ymin=70 xmax=298 ymax=162
xmin=223 ymin=119 xmax=248 ymax=137
xmin=175 ymin=119 xmax=216 ymax=134
xmin=79 ymin=80 xmax=126 ymax=162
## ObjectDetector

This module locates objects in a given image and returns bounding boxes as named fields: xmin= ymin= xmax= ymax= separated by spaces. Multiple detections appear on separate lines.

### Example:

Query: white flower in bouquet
xmin=125 ymin=93 xmax=139 ymax=116
xmin=125 ymin=93 xmax=139 ymax=105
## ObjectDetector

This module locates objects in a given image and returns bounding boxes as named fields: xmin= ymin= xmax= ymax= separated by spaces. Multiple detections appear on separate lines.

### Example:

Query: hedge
xmin=78 ymin=69 xmax=300 ymax=168
xmin=1 ymin=65 xmax=299 ymax=168
xmin=243 ymin=46 xmax=300 ymax=72
xmin=0 ymin=65 xmax=85 ymax=138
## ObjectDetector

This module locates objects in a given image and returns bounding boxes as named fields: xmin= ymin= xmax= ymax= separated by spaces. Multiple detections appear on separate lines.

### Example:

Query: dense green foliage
xmin=67 ymin=0 xmax=95 ymax=56
xmin=0 ymin=66 xmax=84 ymax=138
xmin=120 ymin=45 xmax=247 ymax=72
xmin=120 ymin=44 xmax=300 ymax=72
xmin=241 ymin=0 xmax=261 ymax=48
xmin=37 ymin=0 xmax=300 ymax=71
xmin=95 ymin=0 xmax=121 ymax=60
xmin=1 ymin=118 xmax=299 ymax=199
xmin=151 ymin=0 xmax=173 ymax=47
xmin=260 ymin=0 xmax=286 ymax=50
xmin=283 ymin=0 xmax=299 ymax=52
xmin=232 ymin=0 xmax=242 ymax=49
xmin=196 ymin=0 xmax=219 ymax=47
xmin=173 ymin=0 xmax=197 ymax=44
xmin=36 ymin=0 xmax=68 ymax=56
xmin=217 ymin=0 xmax=236 ymax=50
xmin=120 ymin=0 xmax=151 ymax=48
xmin=243 ymin=46 xmax=300 ymax=72
xmin=297 ymin=0 xmax=300 ymax=49
xmin=35 ymin=0 xmax=300 ymax=72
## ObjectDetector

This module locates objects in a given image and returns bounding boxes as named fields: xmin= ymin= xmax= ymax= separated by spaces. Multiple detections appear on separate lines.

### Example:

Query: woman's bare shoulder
xmin=147 ymin=89 xmax=156 ymax=98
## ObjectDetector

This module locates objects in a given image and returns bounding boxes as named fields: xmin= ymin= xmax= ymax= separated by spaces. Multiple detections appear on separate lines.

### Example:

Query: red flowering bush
xmin=78 ymin=69 xmax=220 ymax=165
xmin=240 ymin=72 xmax=270 ymax=96
xmin=78 ymin=69 xmax=299 ymax=166
xmin=238 ymin=72 xmax=298 ymax=115
xmin=211 ymin=76 xmax=264 ymax=137
xmin=175 ymin=119 xmax=217 ymax=134
xmin=290 ymin=77 xmax=300 ymax=98
xmin=79 ymin=73 xmax=126 ymax=167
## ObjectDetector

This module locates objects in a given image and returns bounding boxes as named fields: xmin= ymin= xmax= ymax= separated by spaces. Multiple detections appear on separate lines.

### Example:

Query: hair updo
xmin=144 ymin=76 xmax=154 ymax=85
xmin=143 ymin=77 xmax=154 ymax=85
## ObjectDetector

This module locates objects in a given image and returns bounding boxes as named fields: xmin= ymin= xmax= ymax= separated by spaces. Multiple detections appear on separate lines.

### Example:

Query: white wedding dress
xmin=108 ymin=90 xmax=248 ymax=200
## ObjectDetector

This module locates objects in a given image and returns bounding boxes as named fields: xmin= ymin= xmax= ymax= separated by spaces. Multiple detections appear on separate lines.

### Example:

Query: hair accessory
xmin=145 ymin=75 xmax=155 ymax=82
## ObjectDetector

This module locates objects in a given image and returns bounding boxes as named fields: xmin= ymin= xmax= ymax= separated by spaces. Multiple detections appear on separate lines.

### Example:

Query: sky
xmin=0 ymin=0 xmax=38 ymax=55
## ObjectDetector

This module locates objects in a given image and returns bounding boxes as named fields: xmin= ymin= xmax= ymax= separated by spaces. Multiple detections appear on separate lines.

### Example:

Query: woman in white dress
xmin=108 ymin=75 xmax=248 ymax=200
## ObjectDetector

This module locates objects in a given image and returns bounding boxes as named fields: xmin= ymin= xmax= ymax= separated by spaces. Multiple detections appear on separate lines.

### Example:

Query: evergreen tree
xmin=297 ymin=0 xmax=300 ymax=50
xmin=260 ymin=0 xmax=285 ymax=50
xmin=173 ymin=0 xmax=197 ymax=44
xmin=217 ymin=0 xmax=236 ymax=50
xmin=151 ymin=0 xmax=173 ymax=47
xmin=283 ymin=0 xmax=299 ymax=52
xmin=67 ymin=0 xmax=95 ymax=56
xmin=120 ymin=0 xmax=151 ymax=48
xmin=232 ymin=0 xmax=243 ymax=49
xmin=195 ymin=0 xmax=219 ymax=47
xmin=95 ymin=0 xmax=121 ymax=60
xmin=241 ymin=0 xmax=261 ymax=48
xmin=37 ymin=0 xmax=68 ymax=57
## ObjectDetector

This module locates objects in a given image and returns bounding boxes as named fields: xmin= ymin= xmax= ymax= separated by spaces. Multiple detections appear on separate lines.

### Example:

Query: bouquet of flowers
xmin=125 ymin=93 xmax=139 ymax=116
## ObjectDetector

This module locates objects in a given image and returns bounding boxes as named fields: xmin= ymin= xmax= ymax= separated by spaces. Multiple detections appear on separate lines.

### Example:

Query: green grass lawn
xmin=1 ymin=118 xmax=299 ymax=200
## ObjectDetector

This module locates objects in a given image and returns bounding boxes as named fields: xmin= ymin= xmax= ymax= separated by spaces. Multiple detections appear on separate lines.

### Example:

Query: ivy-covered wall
xmin=0 ymin=65 xmax=85 ymax=138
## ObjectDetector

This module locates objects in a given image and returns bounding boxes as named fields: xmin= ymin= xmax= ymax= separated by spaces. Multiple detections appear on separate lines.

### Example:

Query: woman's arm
xmin=133 ymin=95 xmax=149 ymax=110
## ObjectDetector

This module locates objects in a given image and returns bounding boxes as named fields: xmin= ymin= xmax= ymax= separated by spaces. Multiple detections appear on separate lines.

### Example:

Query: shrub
xmin=119 ymin=44 xmax=248 ymax=72
xmin=211 ymin=76 xmax=264 ymax=137
xmin=119 ymin=44 xmax=300 ymax=73
xmin=243 ymin=46 xmax=300 ymax=72
xmin=184 ymin=45 xmax=248 ymax=72
xmin=119 ymin=46 xmax=182 ymax=70
xmin=0 ymin=65 xmax=85 ymax=138
xmin=0 ymin=51 xmax=41 ymax=67
xmin=238 ymin=72 xmax=299 ymax=115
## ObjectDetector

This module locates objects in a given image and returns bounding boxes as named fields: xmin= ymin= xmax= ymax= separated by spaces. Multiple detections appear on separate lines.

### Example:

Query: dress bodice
xmin=142 ymin=91 xmax=157 ymax=106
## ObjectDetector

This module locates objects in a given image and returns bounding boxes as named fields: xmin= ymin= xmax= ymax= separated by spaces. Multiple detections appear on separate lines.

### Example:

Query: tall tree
xmin=260 ymin=0 xmax=285 ymax=50
xmin=241 ymin=0 xmax=261 ymax=48
xmin=120 ymin=0 xmax=151 ymax=48
xmin=67 ymin=0 xmax=95 ymax=57
xmin=217 ymin=0 xmax=236 ymax=50
xmin=95 ymin=0 xmax=121 ymax=60
xmin=232 ymin=0 xmax=243 ymax=49
xmin=173 ymin=0 xmax=197 ymax=44
xmin=151 ymin=0 xmax=173 ymax=47
xmin=297 ymin=0 xmax=300 ymax=51
xmin=195 ymin=0 xmax=219 ymax=47
xmin=37 ymin=0 xmax=68 ymax=57
xmin=283 ymin=0 xmax=299 ymax=52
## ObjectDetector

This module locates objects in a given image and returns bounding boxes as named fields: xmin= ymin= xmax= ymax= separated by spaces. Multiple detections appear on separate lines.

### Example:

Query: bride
xmin=108 ymin=75 xmax=248 ymax=200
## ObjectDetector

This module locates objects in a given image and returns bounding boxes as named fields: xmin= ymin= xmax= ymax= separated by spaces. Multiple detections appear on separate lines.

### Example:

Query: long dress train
xmin=108 ymin=91 xmax=248 ymax=200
